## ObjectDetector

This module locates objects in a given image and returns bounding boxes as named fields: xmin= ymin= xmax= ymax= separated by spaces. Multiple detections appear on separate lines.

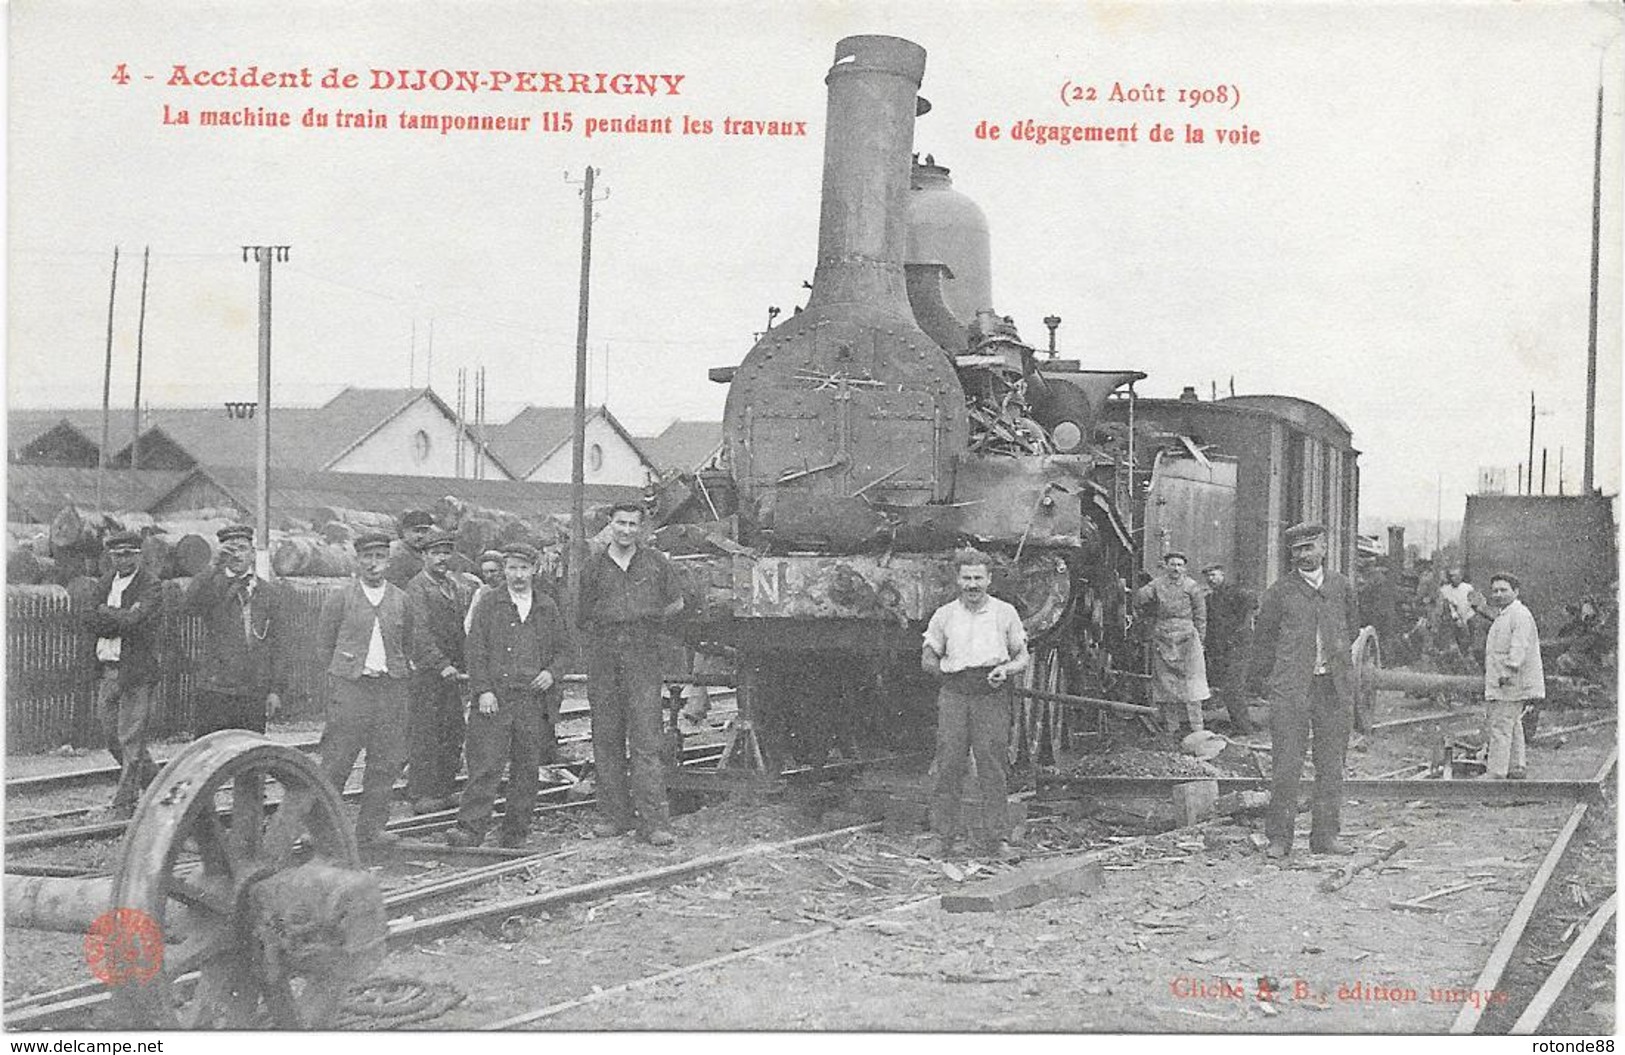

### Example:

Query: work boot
xmin=1264 ymin=841 xmax=1290 ymax=860
xmin=591 ymin=819 xmax=632 ymax=838
xmin=444 ymin=827 xmax=483 ymax=848
xmin=978 ymin=841 xmax=1022 ymax=863
xmin=497 ymin=829 xmax=528 ymax=849
xmin=1310 ymin=838 xmax=1355 ymax=856
xmin=643 ymin=829 xmax=676 ymax=847
xmin=1507 ymin=768 xmax=1528 ymax=781
xmin=358 ymin=830 xmax=401 ymax=850
xmin=410 ymin=798 xmax=441 ymax=816
xmin=917 ymin=834 xmax=952 ymax=859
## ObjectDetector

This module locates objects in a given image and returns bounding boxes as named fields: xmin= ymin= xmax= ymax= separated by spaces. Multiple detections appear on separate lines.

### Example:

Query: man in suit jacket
xmin=1249 ymin=522 xmax=1361 ymax=860
xmin=404 ymin=529 xmax=478 ymax=814
xmin=316 ymin=531 xmax=415 ymax=849
xmin=180 ymin=524 xmax=285 ymax=736
xmin=79 ymin=531 xmax=163 ymax=817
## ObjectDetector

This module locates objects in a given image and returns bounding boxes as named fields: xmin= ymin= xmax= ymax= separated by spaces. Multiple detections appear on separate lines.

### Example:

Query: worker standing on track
xmin=1249 ymin=522 xmax=1359 ymax=860
xmin=1201 ymin=562 xmax=1257 ymax=735
xmin=315 ymin=531 xmax=415 ymax=850
xmin=1483 ymin=572 xmax=1544 ymax=781
xmin=180 ymin=524 xmax=285 ymax=737
xmin=450 ymin=543 xmax=567 ymax=849
xmin=920 ymin=548 xmax=1028 ymax=860
xmin=405 ymin=529 xmax=479 ymax=815
xmin=579 ymin=502 xmax=685 ymax=846
xmin=1135 ymin=552 xmax=1210 ymax=734
xmin=80 ymin=531 xmax=163 ymax=819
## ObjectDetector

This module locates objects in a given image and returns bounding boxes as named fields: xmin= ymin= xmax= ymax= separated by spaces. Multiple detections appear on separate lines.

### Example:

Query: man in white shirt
xmin=1438 ymin=567 xmax=1477 ymax=659
xmin=920 ymin=549 xmax=1029 ymax=859
xmin=1483 ymin=573 xmax=1544 ymax=780
xmin=315 ymin=531 xmax=415 ymax=849
xmin=80 ymin=531 xmax=162 ymax=817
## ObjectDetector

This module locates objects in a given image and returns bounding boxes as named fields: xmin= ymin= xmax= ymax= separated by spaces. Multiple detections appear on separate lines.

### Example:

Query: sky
xmin=7 ymin=0 xmax=1623 ymax=528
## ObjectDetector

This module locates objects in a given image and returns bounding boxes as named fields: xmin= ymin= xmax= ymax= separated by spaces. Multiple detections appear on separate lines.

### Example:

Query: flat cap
xmin=217 ymin=524 xmax=255 ymax=544
xmin=354 ymin=531 xmax=394 ymax=554
xmin=478 ymin=549 xmax=505 ymax=564
xmin=502 ymin=542 xmax=540 ymax=565
xmin=105 ymin=531 xmax=143 ymax=553
xmin=421 ymin=529 xmax=457 ymax=552
xmin=1202 ymin=562 xmax=1225 ymax=574
xmin=1284 ymin=522 xmax=1326 ymax=547
xmin=401 ymin=510 xmax=435 ymax=530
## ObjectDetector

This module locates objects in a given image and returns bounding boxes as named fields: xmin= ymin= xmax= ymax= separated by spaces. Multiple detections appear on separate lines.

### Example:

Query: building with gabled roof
xmin=8 ymin=410 xmax=119 ymax=467
xmin=86 ymin=387 xmax=513 ymax=478
xmin=485 ymin=404 xmax=656 ymax=487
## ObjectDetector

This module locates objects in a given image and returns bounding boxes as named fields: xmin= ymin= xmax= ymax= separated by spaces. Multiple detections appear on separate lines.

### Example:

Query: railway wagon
xmin=1106 ymin=389 xmax=1360 ymax=593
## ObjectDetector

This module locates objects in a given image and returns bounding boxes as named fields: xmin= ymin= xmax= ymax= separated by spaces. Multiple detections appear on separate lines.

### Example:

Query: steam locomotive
xmin=651 ymin=35 xmax=1358 ymax=770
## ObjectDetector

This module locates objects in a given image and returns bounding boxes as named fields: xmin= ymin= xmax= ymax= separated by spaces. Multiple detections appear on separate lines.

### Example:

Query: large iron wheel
xmin=108 ymin=731 xmax=365 ymax=1029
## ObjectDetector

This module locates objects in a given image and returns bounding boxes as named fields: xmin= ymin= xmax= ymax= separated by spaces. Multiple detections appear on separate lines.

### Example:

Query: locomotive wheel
xmin=1011 ymin=644 xmax=1067 ymax=770
xmin=1350 ymin=626 xmax=1382 ymax=734
xmin=108 ymin=730 xmax=368 ymax=1030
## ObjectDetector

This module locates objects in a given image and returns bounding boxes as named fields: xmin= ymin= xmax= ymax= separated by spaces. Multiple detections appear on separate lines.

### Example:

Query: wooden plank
xmin=1037 ymin=775 xmax=1599 ymax=801
xmin=941 ymin=853 xmax=1105 ymax=913
xmin=1509 ymin=891 xmax=1618 ymax=1035
xmin=1450 ymin=745 xmax=1616 ymax=1034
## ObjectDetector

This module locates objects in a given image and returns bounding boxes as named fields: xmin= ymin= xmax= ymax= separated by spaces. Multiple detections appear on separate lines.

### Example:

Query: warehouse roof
xmin=637 ymin=419 xmax=724 ymax=475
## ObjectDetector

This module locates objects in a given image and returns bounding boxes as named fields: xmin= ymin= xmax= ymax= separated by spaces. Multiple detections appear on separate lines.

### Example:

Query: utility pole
xmin=566 ymin=166 xmax=608 ymax=628
xmin=130 ymin=247 xmax=150 ymax=470
xmin=1583 ymin=83 xmax=1602 ymax=496
xmin=97 ymin=246 xmax=120 ymax=509
xmin=1527 ymin=391 xmax=1536 ymax=495
xmin=242 ymin=245 xmax=290 ymax=577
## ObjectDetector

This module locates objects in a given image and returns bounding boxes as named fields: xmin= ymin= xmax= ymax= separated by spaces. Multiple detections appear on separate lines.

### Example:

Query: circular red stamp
xmin=84 ymin=908 xmax=164 ymax=986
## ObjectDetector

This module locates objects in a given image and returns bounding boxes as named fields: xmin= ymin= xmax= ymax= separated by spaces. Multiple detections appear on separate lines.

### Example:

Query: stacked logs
xmin=24 ymin=496 xmax=626 ymax=584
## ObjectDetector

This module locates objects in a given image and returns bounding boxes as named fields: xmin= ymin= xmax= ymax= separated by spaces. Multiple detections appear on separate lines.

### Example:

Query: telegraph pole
xmin=1583 ymin=83 xmax=1603 ymax=496
xmin=130 ymin=247 xmax=150 ymax=470
xmin=565 ymin=166 xmax=608 ymax=627
xmin=243 ymin=245 xmax=289 ymax=577
xmin=97 ymin=246 xmax=120 ymax=509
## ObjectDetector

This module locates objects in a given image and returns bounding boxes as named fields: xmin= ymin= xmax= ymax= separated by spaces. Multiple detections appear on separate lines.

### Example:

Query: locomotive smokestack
xmin=808 ymin=35 xmax=927 ymax=312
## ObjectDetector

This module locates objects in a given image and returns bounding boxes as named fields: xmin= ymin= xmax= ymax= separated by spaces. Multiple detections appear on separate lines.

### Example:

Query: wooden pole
xmin=130 ymin=247 xmax=150 ymax=470
xmin=98 ymin=247 xmax=120 ymax=508
xmin=567 ymin=166 xmax=597 ymax=630
xmin=1583 ymin=84 xmax=1601 ymax=495
xmin=243 ymin=245 xmax=287 ymax=577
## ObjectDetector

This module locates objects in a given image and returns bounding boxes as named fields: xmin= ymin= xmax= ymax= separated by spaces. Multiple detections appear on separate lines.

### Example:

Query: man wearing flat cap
xmin=316 ymin=530 xmax=416 ymax=849
xmin=451 ymin=541 xmax=567 ymax=848
xmin=1134 ymin=551 xmax=1210 ymax=734
xmin=1249 ymin=522 xmax=1362 ymax=860
xmin=404 ymin=529 xmax=479 ymax=814
xmin=79 ymin=531 xmax=163 ymax=817
xmin=385 ymin=509 xmax=437 ymax=587
xmin=180 ymin=524 xmax=286 ymax=736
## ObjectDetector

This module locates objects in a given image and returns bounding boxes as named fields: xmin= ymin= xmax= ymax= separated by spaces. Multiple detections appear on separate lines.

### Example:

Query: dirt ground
xmin=4 ymin=688 xmax=1616 ymax=1035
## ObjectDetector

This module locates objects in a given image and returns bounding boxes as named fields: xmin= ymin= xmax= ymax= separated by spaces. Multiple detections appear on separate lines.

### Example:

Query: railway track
xmin=6 ymin=722 xmax=1613 ymax=1033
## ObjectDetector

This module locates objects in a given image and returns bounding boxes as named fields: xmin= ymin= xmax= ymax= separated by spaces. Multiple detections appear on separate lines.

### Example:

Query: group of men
xmin=918 ymin=522 xmax=1547 ymax=864
xmin=80 ymin=502 xmax=686 ymax=852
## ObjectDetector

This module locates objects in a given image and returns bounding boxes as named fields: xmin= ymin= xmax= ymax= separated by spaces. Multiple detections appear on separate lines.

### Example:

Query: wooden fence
xmin=5 ymin=578 xmax=349 ymax=754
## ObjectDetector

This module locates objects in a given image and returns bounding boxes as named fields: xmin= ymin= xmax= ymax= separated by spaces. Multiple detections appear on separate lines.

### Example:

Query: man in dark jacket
xmin=385 ymin=510 xmax=436 ymax=587
xmin=316 ymin=531 xmax=415 ymax=849
xmin=449 ymin=543 xmax=567 ymax=849
xmin=1202 ymin=563 xmax=1258 ymax=735
xmin=405 ymin=529 xmax=478 ymax=813
xmin=579 ymin=503 xmax=685 ymax=845
xmin=180 ymin=524 xmax=285 ymax=736
xmin=1248 ymin=522 xmax=1361 ymax=860
xmin=80 ymin=532 xmax=163 ymax=816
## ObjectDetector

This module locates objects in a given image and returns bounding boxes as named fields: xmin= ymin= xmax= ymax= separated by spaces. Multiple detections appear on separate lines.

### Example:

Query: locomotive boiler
xmin=657 ymin=34 xmax=1359 ymax=770
xmin=656 ymin=34 xmax=1146 ymax=769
